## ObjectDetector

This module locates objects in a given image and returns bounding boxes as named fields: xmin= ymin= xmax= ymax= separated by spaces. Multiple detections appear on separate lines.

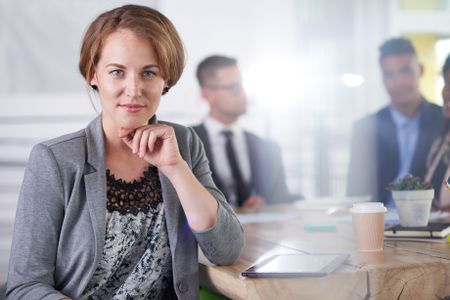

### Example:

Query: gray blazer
xmin=6 ymin=116 xmax=243 ymax=300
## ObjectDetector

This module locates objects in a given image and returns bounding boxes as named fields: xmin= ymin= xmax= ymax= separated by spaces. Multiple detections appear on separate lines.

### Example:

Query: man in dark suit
xmin=192 ymin=55 xmax=295 ymax=208
xmin=347 ymin=38 xmax=444 ymax=206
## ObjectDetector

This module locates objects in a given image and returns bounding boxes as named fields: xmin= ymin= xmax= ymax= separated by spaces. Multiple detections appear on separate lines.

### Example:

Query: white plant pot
xmin=392 ymin=189 xmax=434 ymax=227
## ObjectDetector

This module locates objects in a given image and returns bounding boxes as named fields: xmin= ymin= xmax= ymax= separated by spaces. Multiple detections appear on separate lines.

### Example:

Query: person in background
xmin=347 ymin=37 xmax=443 ymax=207
xmin=6 ymin=5 xmax=243 ymax=300
xmin=193 ymin=55 xmax=297 ymax=209
xmin=425 ymin=53 xmax=450 ymax=210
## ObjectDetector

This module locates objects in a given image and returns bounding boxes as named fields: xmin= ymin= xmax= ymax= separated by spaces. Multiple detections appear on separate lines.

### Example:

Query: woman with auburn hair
xmin=6 ymin=5 xmax=243 ymax=300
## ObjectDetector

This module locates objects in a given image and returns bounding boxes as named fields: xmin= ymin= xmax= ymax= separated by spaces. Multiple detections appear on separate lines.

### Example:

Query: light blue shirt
xmin=387 ymin=106 xmax=421 ymax=207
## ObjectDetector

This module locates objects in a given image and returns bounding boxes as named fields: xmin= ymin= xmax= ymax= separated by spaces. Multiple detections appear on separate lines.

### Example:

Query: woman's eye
xmin=110 ymin=69 xmax=123 ymax=77
xmin=143 ymin=70 xmax=155 ymax=78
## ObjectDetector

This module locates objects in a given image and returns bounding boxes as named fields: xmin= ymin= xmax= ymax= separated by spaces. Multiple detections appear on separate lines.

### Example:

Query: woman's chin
xmin=120 ymin=119 xmax=148 ymax=131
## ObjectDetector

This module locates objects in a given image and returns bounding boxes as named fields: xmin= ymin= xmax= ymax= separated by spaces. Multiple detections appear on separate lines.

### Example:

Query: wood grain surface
xmin=199 ymin=205 xmax=450 ymax=300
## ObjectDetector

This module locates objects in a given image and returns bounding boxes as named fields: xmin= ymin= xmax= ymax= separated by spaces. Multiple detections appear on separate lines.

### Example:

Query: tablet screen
xmin=242 ymin=253 xmax=349 ymax=278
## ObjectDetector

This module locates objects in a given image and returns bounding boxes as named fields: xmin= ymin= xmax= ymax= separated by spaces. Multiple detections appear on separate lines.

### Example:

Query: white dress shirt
xmin=204 ymin=117 xmax=251 ymax=207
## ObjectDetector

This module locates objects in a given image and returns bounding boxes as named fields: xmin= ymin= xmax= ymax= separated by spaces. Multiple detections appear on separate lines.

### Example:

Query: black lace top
xmin=81 ymin=166 xmax=172 ymax=300
xmin=106 ymin=167 xmax=163 ymax=215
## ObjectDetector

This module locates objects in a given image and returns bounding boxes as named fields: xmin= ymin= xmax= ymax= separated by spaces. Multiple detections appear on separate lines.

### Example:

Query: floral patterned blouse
xmin=81 ymin=167 xmax=172 ymax=299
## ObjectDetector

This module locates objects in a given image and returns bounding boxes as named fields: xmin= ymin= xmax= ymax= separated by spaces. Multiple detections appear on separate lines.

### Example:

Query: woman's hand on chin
xmin=118 ymin=124 xmax=184 ymax=172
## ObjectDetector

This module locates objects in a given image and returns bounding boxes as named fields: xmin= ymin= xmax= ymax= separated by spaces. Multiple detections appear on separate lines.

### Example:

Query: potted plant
xmin=387 ymin=174 xmax=434 ymax=227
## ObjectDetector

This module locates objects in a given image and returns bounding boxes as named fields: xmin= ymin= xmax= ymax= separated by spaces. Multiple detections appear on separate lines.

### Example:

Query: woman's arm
xmin=119 ymin=125 xmax=244 ymax=264
xmin=121 ymin=124 xmax=222 ymax=231
xmin=160 ymin=159 xmax=219 ymax=230
xmin=6 ymin=144 xmax=67 ymax=300
xmin=119 ymin=124 xmax=219 ymax=231
xmin=185 ymin=127 xmax=244 ymax=265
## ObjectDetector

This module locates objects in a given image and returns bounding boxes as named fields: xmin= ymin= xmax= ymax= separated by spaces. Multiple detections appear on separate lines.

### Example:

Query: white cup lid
xmin=350 ymin=202 xmax=387 ymax=213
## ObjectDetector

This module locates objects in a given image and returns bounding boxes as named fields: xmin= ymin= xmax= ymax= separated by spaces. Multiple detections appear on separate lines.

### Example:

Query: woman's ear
xmin=90 ymin=75 xmax=98 ymax=91
xmin=162 ymin=86 xmax=170 ymax=95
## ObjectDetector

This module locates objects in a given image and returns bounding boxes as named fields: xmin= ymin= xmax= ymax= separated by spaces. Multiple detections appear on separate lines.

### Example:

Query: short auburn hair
xmin=79 ymin=4 xmax=185 ymax=94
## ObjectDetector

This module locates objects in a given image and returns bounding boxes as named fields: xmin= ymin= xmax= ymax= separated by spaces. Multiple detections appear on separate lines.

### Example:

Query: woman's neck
xmin=104 ymin=130 xmax=150 ymax=182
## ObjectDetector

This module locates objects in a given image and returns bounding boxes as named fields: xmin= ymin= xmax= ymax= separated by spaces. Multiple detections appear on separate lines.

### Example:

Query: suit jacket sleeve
xmin=266 ymin=141 xmax=293 ymax=203
xmin=6 ymin=144 xmax=67 ymax=300
xmin=347 ymin=118 xmax=377 ymax=200
xmin=187 ymin=128 xmax=244 ymax=265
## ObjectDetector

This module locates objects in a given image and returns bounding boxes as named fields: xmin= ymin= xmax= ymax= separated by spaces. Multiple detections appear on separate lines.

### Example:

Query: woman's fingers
xmin=118 ymin=124 xmax=181 ymax=167
xmin=131 ymin=128 xmax=144 ymax=154
xmin=118 ymin=128 xmax=134 ymax=149
xmin=139 ymin=129 xmax=150 ymax=157
xmin=147 ymin=129 xmax=159 ymax=152
xmin=120 ymin=124 xmax=173 ymax=156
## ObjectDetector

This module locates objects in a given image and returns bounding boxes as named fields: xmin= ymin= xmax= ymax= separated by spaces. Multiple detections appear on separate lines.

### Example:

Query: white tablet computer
xmin=241 ymin=253 xmax=349 ymax=278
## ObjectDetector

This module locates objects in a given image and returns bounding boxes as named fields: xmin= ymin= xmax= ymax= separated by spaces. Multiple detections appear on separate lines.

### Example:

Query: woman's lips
xmin=119 ymin=104 xmax=144 ymax=113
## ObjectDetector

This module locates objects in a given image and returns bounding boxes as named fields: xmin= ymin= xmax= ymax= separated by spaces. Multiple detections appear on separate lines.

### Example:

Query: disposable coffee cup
xmin=350 ymin=202 xmax=387 ymax=252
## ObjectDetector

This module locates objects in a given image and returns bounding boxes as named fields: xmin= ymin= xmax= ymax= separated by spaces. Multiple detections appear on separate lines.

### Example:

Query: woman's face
xmin=443 ymin=70 xmax=450 ymax=118
xmin=91 ymin=29 xmax=166 ymax=133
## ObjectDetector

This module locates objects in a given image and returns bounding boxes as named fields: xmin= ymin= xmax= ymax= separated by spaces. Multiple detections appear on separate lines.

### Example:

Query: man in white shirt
xmin=192 ymin=55 xmax=294 ymax=208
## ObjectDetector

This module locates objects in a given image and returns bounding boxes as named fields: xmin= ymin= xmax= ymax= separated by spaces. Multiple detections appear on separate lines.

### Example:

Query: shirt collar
xmin=389 ymin=105 xmax=421 ymax=128
xmin=204 ymin=116 xmax=244 ymax=137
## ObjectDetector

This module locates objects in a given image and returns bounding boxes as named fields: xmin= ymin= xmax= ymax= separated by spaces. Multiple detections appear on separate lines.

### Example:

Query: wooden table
xmin=199 ymin=205 xmax=450 ymax=300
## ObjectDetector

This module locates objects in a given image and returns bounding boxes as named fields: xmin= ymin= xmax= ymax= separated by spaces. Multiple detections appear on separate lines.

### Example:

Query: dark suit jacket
xmin=347 ymin=100 xmax=444 ymax=205
xmin=193 ymin=124 xmax=295 ymax=205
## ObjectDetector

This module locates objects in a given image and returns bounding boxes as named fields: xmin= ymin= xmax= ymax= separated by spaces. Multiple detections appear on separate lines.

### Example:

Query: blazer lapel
xmin=159 ymin=172 xmax=180 ymax=256
xmin=377 ymin=109 xmax=399 ymax=176
xmin=84 ymin=116 xmax=107 ymax=267
xmin=411 ymin=101 xmax=436 ymax=176
xmin=376 ymin=109 xmax=399 ymax=203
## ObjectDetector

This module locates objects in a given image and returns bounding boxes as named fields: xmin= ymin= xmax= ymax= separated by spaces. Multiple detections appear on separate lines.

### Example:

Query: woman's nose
xmin=125 ymin=75 xmax=142 ymax=97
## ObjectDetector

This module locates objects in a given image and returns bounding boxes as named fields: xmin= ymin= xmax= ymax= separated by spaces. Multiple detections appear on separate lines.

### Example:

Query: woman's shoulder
xmin=158 ymin=120 xmax=202 ymax=156
xmin=40 ymin=128 xmax=87 ymax=149
xmin=159 ymin=120 xmax=188 ymax=131
xmin=30 ymin=128 xmax=89 ymax=166
xmin=158 ymin=120 xmax=196 ymax=141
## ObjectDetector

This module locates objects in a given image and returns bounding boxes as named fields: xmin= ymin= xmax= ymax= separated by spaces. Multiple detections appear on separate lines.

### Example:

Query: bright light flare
xmin=243 ymin=60 xmax=304 ymax=107
xmin=340 ymin=73 xmax=364 ymax=87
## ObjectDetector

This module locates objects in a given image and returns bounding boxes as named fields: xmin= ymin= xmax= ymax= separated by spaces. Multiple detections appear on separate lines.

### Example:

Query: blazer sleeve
xmin=187 ymin=128 xmax=244 ymax=265
xmin=6 ymin=144 xmax=67 ymax=300
xmin=346 ymin=118 xmax=377 ymax=200
xmin=266 ymin=141 xmax=296 ymax=203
